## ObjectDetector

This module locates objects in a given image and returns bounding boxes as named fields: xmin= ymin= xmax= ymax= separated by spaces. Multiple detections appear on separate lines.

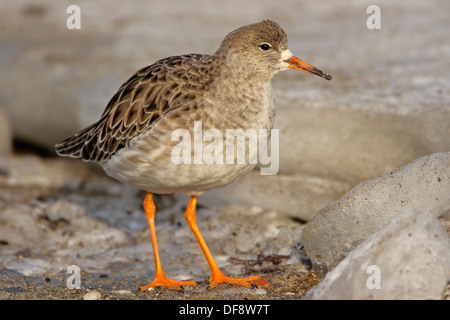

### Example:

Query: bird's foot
xmin=209 ymin=270 xmax=271 ymax=288
xmin=140 ymin=274 xmax=196 ymax=291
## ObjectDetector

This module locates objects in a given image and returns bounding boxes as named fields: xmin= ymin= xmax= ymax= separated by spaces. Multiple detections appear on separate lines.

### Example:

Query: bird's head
xmin=215 ymin=20 xmax=332 ymax=82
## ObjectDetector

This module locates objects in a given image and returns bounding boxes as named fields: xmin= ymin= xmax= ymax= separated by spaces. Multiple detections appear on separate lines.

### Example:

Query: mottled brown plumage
xmin=55 ymin=53 xmax=214 ymax=162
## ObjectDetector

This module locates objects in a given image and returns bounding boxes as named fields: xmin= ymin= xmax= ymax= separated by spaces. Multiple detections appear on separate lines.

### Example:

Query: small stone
xmin=254 ymin=289 xmax=267 ymax=295
xmin=83 ymin=290 xmax=101 ymax=300
xmin=111 ymin=289 xmax=133 ymax=295
xmin=302 ymin=152 xmax=450 ymax=273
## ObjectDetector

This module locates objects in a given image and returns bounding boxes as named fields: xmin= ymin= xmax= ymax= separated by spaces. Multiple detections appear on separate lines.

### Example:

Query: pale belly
xmin=102 ymin=148 xmax=257 ymax=195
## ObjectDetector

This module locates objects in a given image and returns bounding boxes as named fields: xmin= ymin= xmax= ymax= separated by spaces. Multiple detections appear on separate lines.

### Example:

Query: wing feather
xmin=55 ymin=54 xmax=212 ymax=162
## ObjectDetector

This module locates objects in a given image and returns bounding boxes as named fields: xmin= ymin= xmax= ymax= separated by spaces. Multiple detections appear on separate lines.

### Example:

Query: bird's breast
xmin=204 ymin=81 xmax=276 ymax=132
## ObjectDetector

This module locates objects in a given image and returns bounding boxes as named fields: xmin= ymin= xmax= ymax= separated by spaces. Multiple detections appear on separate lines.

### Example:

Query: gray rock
xmin=83 ymin=290 xmax=102 ymax=300
xmin=302 ymin=152 xmax=450 ymax=272
xmin=303 ymin=211 xmax=450 ymax=300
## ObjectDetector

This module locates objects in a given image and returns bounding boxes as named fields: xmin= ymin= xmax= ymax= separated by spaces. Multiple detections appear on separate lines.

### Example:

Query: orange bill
xmin=285 ymin=56 xmax=332 ymax=80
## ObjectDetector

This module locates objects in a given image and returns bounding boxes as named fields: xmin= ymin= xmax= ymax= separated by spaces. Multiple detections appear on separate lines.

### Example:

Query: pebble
xmin=83 ymin=290 xmax=102 ymax=300
xmin=111 ymin=290 xmax=133 ymax=295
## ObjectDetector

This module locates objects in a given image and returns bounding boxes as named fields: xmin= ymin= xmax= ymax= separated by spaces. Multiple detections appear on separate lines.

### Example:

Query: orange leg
xmin=184 ymin=195 xmax=270 ymax=288
xmin=140 ymin=193 xmax=196 ymax=291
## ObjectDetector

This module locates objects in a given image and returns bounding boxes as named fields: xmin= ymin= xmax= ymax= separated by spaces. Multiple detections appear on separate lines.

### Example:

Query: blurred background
xmin=0 ymin=0 xmax=449 ymax=299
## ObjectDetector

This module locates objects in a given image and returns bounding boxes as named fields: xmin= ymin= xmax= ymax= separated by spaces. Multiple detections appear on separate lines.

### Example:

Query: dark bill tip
xmin=285 ymin=56 xmax=332 ymax=81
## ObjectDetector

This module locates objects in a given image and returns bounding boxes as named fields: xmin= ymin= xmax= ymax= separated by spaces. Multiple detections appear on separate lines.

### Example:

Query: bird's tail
xmin=54 ymin=123 xmax=97 ymax=160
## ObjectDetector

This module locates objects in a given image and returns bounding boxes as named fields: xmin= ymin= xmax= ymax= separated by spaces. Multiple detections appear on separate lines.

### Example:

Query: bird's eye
xmin=258 ymin=43 xmax=272 ymax=51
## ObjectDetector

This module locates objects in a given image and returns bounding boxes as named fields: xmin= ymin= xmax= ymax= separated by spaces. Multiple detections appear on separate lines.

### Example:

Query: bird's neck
xmin=202 ymin=53 xmax=276 ymax=131
xmin=208 ymin=54 xmax=271 ymax=99
xmin=212 ymin=50 xmax=274 ymax=81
